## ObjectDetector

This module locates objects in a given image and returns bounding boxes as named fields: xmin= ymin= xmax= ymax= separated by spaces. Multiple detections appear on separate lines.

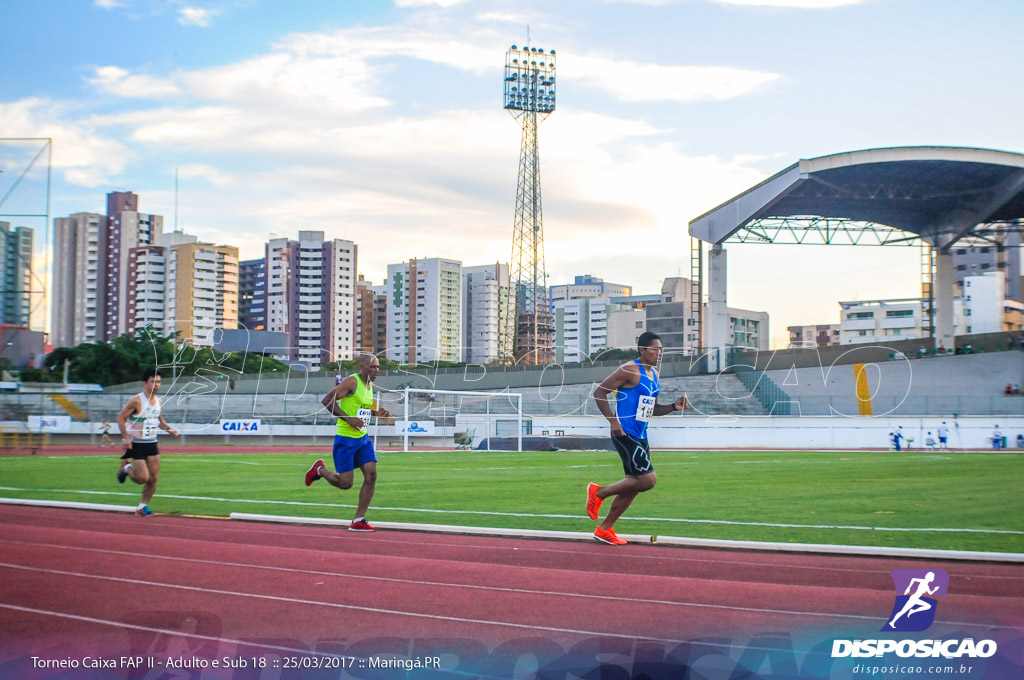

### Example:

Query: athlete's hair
xmin=357 ymin=353 xmax=377 ymax=367
xmin=142 ymin=367 xmax=160 ymax=382
xmin=637 ymin=331 xmax=661 ymax=351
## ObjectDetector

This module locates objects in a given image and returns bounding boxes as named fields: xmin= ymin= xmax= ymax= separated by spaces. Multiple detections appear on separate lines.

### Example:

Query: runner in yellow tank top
xmin=304 ymin=354 xmax=391 ymax=532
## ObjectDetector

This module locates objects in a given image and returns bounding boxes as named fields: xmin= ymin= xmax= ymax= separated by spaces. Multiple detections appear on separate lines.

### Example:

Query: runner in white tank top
xmin=116 ymin=369 xmax=178 ymax=516
xmin=126 ymin=390 xmax=162 ymax=443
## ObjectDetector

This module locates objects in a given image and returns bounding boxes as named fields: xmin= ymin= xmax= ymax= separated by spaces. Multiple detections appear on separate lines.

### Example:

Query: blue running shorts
xmin=332 ymin=435 xmax=377 ymax=473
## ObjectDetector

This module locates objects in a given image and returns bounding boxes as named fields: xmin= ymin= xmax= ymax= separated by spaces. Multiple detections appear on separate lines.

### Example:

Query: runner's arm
xmin=594 ymin=365 xmax=639 ymax=436
xmin=322 ymin=378 xmax=364 ymax=428
xmin=652 ymin=396 xmax=689 ymax=416
xmin=158 ymin=415 xmax=178 ymax=437
xmin=116 ymin=397 xmax=140 ymax=449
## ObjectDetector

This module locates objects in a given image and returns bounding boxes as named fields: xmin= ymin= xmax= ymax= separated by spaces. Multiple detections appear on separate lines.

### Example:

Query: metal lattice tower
xmin=502 ymin=43 xmax=556 ymax=365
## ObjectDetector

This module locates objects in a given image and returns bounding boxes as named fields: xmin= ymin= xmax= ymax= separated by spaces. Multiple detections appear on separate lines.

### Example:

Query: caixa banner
xmin=218 ymin=419 xmax=263 ymax=435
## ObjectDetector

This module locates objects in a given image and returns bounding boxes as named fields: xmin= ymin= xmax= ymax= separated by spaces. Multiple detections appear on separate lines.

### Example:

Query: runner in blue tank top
xmin=588 ymin=332 xmax=689 ymax=545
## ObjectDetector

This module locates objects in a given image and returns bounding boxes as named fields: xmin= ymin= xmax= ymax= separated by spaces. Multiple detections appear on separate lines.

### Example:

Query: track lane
xmin=1 ymin=505 xmax=1022 ymax=677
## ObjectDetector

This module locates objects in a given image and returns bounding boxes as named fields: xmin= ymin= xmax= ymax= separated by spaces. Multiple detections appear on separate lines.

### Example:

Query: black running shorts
xmin=121 ymin=441 xmax=160 ymax=460
xmin=612 ymin=434 xmax=654 ymax=477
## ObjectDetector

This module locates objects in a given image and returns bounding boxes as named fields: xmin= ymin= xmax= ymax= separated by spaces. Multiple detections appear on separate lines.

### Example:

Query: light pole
xmin=503 ymin=43 xmax=556 ymax=365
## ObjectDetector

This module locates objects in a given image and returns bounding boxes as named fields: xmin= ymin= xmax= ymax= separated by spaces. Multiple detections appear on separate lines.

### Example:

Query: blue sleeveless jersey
xmin=614 ymin=359 xmax=660 ymax=439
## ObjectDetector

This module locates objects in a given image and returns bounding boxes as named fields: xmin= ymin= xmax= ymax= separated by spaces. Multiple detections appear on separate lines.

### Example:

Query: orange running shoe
xmin=593 ymin=526 xmax=626 ymax=545
xmin=586 ymin=482 xmax=603 ymax=520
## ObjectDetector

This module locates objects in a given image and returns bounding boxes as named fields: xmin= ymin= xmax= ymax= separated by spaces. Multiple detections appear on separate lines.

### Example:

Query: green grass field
xmin=1 ymin=449 xmax=1022 ymax=553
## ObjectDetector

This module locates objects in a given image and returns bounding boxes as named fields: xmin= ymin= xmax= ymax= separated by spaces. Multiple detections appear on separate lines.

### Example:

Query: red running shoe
xmin=348 ymin=519 xmax=376 ymax=532
xmin=586 ymin=482 xmax=603 ymax=520
xmin=594 ymin=526 xmax=626 ymax=545
xmin=304 ymin=459 xmax=324 ymax=486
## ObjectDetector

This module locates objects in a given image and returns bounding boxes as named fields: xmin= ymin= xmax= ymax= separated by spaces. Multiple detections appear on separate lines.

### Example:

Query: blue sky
xmin=4 ymin=0 xmax=1024 ymax=348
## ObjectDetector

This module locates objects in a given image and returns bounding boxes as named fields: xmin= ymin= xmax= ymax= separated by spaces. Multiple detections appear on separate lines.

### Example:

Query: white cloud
xmin=715 ymin=0 xmax=868 ymax=7
xmin=180 ymin=48 xmax=390 ymax=113
xmin=94 ymin=0 xmax=128 ymax=8
xmin=88 ymin=66 xmax=181 ymax=98
xmin=0 ymin=98 xmax=133 ymax=187
xmin=176 ymin=163 xmax=234 ymax=187
xmin=178 ymin=7 xmax=217 ymax=27
xmin=43 ymin=19 xmax=783 ymax=283
xmin=617 ymin=0 xmax=869 ymax=6
xmin=393 ymin=0 xmax=472 ymax=7
xmin=568 ymin=53 xmax=780 ymax=103
xmin=477 ymin=11 xmax=532 ymax=24
xmin=279 ymin=27 xmax=500 ymax=77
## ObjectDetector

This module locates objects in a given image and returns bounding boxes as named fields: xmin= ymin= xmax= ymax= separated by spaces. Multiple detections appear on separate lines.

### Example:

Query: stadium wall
xmin=529 ymin=415 xmax=1022 ymax=451
xmin=5 ymin=415 xmax=1020 ymax=450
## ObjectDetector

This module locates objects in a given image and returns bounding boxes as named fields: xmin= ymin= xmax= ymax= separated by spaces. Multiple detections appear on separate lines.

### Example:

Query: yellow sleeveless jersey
xmin=335 ymin=374 xmax=374 ymax=438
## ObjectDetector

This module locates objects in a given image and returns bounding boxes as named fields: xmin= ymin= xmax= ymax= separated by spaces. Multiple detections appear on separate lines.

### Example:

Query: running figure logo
xmin=881 ymin=568 xmax=949 ymax=632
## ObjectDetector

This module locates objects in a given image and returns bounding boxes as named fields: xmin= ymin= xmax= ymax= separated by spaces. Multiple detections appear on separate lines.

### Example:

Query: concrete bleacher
xmin=762 ymin=351 xmax=1024 ymax=416
xmin=501 ymin=372 xmax=767 ymax=418
xmin=0 ymin=369 xmax=767 ymax=429
xmin=7 ymin=349 xmax=1016 ymax=428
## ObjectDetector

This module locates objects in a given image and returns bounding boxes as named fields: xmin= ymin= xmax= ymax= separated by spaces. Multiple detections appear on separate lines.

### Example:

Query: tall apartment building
xmin=643 ymin=277 xmax=769 ymax=352
xmin=386 ymin=258 xmax=462 ymax=365
xmin=952 ymin=235 xmax=1021 ymax=303
xmin=645 ymin=277 xmax=700 ymax=351
xmin=103 ymin=192 xmax=163 ymax=340
xmin=548 ymin=275 xmax=631 ymax=308
xmin=788 ymin=324 xmax=841 ymax=348
xmin=606 ymin=305 xmax=647 ymax=351
xmin=463 ymin=263 xmax=509 ymax=364
xmin=553 ymin=297 xmax=611 ymax=362
xmin=0 ymin=222 xmax=33 ymax=327
xmin=726 ymin=308 xmax=769 ymax=349
xmin=165 ymin=242 xmax=239 ymax=346
xmin=961 ymin=273 xmax=1024 ymax=333
xmin=838 ymin=298 xmax=966 ymax=345
xmin=265 ymin=237 xmax=290 ymax=336
xmin=52 ymin=212 xmax=105 ymax=347
xmin=239 ymin=258 xmax=267 ymax=331
xmin=355 ymin=275 xmax=388 ymax=355
xmin=553 ymin=297 xmax=651 ymax=361
xmin=125 ymin=245 xmax=167 ymax=334
xmin=265 ymin=231 xmax=357 ymax=367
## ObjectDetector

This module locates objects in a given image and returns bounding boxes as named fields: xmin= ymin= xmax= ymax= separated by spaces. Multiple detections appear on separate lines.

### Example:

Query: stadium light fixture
xmin=504 ymin=45 xmax=556 ymax=116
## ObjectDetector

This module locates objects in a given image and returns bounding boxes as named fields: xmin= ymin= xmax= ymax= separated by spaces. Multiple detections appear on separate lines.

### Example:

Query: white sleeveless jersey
xmin=127 ymin=392 xmax=162 ymax=443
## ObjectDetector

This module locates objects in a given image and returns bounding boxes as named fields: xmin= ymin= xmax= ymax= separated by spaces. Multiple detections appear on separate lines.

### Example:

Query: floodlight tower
xmin=502 ymin=43 xmax=556 ymax=365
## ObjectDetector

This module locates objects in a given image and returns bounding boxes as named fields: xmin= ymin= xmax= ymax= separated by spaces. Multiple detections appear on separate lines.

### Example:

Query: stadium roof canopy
xmin=689 ymin=146 xmax=1024 ymax=250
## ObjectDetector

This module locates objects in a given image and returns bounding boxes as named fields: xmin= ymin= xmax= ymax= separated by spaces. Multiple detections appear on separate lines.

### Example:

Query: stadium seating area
xmin=3 ymin=351 xmax=1019 ymax=435
xmin=762 ymin=351 xmax=1024 ymax=416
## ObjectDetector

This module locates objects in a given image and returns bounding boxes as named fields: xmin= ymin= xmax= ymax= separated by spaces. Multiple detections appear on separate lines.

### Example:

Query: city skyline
xmin=4 ymin=0 xmax=1024 ymax=348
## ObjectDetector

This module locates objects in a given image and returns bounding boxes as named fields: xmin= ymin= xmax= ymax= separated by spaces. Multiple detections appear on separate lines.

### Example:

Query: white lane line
xmin=1 ymin=488 xmax=1019 ymax=535
xmin=0 ymin=562 xmax=691 ymax=645
xmin=3 ymin=540 xmax=1015 ymax=632
xmin=2 ymin=518 xmax=1006 ymax=583
xmin=4 ymin=503 xmax=1024 ymax=580
xmin=0 ymin=603 xmax=333 ymax=657
xmin=0 ymin=602 xmax=834 ymax=660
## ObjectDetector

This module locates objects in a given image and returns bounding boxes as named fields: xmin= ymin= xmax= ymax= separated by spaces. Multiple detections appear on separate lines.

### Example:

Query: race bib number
xmin=356 ymin=408 xmax=372 ymax=418
xmin=636 ymin=396 xmax=656 ymax=422
xmin=142 ymin=418 xmax=160 ymax=439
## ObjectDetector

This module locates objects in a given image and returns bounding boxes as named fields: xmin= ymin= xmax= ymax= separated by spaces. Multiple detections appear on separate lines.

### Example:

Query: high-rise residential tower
xmin=386 ymin=257 xmax=462 ymax=365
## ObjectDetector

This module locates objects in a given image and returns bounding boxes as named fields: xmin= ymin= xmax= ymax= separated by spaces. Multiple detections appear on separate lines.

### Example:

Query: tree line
xmin=17 ymin=330 xmax=291 ymax=386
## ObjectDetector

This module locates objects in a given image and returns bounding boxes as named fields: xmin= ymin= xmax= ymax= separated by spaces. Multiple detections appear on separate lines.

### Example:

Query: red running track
xmin=1 ymin=505 xmax=1022 ymax=679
